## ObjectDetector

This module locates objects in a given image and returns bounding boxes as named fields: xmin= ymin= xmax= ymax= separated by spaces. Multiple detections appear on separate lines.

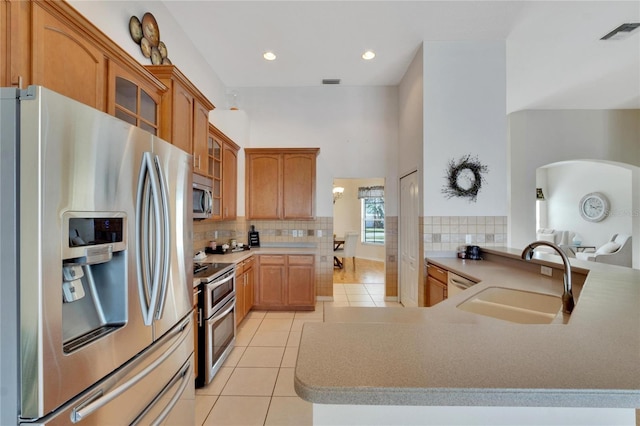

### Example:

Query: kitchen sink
xmin=457 ymin=287 xmax=562 ymax=324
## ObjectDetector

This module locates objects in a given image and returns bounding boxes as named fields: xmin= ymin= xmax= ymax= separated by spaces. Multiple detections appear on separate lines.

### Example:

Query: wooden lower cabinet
xmin=235 ymin=256 xmax=255 ymax=326
xmin=256 ymin=255 xmax=287 ymax=307
xmin=255 ymin=254 xmax=315 ymax=310
xmin=426 ymin=264 xmax=448 ymax=307
xmin=287 ymin=255 xmax=315 ymax=306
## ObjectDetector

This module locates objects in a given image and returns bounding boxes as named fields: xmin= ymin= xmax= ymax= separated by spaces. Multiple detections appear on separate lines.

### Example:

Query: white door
xmin=400 ymin=172 xmax=419 ymax=307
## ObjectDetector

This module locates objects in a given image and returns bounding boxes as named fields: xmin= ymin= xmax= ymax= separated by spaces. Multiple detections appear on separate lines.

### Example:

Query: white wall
xmin=333 ymin=178 xmax=386 ymax=262
xmin=540 ymin=161 xmax=633 ymax=248
xmin=508 ymin=110 xmax=640 ymax=250
xmin=423 ymin=41 xmax=507 ymax=217
xmin=234 ymin=86 xmax=399 ymax=218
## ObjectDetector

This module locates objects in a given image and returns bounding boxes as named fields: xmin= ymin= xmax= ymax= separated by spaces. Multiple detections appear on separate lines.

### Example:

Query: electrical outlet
xmin=317 ymin=229 xmax=323 ymax=237
xmin=541 ymin=266 xmax=553 ymax=277
xmin=466 ymin=234 xmax=472 ymax=244
xmin=292 ymin=230 xmax=298 ymax=238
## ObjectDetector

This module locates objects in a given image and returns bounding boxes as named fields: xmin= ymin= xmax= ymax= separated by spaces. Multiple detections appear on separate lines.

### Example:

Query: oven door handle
xmin=207 ymin=272 xmax=234 ymax=291
xmin=209 ymin=300 xmax=235 ymax=323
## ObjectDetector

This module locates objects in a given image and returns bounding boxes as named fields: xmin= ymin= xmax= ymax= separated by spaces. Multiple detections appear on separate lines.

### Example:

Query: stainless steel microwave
xmin=193 ymin=174 xmax=213 ymax=220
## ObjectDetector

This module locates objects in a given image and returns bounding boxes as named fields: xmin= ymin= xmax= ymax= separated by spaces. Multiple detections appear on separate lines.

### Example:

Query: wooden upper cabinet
xmin=245 ymin=148 xmax=319 ymax=220
xmin=208 ymin=130 xmax=223 ymax=221
xmin=6 ymin=0 xmax=168 ymax=133
xmin=107 ymin=61 xmax=165 ymax=136
xmin=246 ymin=152 xmax=282 ymax=219
xmin=31 ymin=3 xmax=105 ymax=109
xmin=204 ymin=124 xmax=240 ymax=222
xmin=192 ymin=101 xmax=210 ymax=175
xmin=1 ymin=1 xmax=8 ymax=86
xmin=146 ymin=65 xmax=215 ymax=175
xmin=222 ymin=139 xmax=239 ymax=220
xmin=171 ymin=82 xmax=194 ymax=153
xmin=283 ymin=153 xmax=317 ymax=219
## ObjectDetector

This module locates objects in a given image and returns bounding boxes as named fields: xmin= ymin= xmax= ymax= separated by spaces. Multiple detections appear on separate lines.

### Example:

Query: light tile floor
xmin=195 ymin=284 xmax=402 ymax=425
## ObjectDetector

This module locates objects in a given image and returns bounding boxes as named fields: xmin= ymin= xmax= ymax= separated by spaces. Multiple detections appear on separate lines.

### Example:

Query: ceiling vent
xmin=601 ymin=23 xmax=640 ymax=40
xmin=322 ymin=79 xmax=341 ymax=85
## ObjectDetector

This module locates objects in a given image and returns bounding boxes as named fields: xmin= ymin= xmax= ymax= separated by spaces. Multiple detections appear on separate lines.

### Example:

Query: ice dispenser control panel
xmin=62 ymin=212 xmax=127 ymax=263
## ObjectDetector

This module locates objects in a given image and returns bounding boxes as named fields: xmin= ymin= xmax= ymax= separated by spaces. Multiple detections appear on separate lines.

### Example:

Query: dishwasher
xmin=447 ymin=272 xmax=476 ymax=298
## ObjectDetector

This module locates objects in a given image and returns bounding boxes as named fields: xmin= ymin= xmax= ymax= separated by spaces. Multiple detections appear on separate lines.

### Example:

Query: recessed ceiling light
xmin=263 ymin=51 xmax=276 ymax=61
xmin=362 ymin=50 xmax=376 ymax=60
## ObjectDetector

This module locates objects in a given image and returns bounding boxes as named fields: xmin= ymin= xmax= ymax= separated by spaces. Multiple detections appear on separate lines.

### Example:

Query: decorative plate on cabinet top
xmin=129 ymin=16 xmax=143 ymax=44
xmin=158 ymin=41 xmax=168 ymax=59
xmin=162 ymin=57 xmax=172 ymax=65
xmin=150 ymin=47 xmax=163 ymax=65
xmin=141 ymin=12 xmax=160 ymax=47
xmin=140 ymin=37 xmax=152 ymax=58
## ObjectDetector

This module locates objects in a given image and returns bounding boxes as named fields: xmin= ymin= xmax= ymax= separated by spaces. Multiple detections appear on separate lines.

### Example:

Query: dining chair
xmin=335 ymin=231 xmax=358 ymax=270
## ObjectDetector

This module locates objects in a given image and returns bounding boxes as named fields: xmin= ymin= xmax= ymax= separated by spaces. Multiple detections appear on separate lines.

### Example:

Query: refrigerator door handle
xmin=131 ymin=361 xmax=192 ymax=426
xmin=136 ymin=152 xmax=163 ymax=326
xmin=70 ymin=316 xmax=191 ymax=423
xmin=153 ymin=155 xmax=171 ymax=321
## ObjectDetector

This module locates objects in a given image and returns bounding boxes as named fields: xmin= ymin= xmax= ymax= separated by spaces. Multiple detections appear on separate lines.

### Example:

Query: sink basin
xmin=457 ymin=287 xmax=562 ymax=324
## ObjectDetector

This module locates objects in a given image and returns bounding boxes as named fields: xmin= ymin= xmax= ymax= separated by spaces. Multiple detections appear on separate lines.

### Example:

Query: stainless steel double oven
xmin=194 ymin=262 xmax=236 ymax=387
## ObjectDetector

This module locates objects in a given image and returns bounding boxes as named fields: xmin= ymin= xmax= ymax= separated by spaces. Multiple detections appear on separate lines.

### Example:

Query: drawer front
xmin=244 ymin=256 xmax=255 ymax=269
xmin=427 ymin=264 xmax=447 ymax=283
xmin=259 ymin=255 xmax=286 ymax=265
xmin=288 ymin=255 xmax=314 ymax=265
xmin=235 ymin=260 xmax=245 ymax=275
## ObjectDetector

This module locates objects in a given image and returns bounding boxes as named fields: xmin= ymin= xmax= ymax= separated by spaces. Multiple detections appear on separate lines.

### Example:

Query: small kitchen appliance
xmin=466 ymin=245 xmax=482 ymax=260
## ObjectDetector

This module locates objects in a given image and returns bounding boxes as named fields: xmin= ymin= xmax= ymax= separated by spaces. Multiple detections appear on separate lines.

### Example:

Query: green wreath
xmin=442 ymin=154 xmax=488 ymax=202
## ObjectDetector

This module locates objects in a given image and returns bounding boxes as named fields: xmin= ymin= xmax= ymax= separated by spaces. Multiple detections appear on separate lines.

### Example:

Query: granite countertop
xmin=295 ymin=247 xmax=640 ymax=408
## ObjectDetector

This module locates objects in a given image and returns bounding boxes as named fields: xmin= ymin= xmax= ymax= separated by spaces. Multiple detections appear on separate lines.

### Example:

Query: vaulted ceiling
xmin=163 ymin=1 xmax=639 ymax=110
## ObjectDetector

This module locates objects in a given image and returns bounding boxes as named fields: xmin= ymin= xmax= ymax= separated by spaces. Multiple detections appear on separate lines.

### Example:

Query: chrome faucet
xmin=521 ymin=241 xmax=575 ymax=314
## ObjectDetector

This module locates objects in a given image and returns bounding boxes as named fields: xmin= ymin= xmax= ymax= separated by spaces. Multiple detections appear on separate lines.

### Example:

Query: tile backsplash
xmin=193 ymin=215 xmax=507 ymax=300
xmin=423 ymin=216 xmax=507 ymax=251
xmin=193 ymin=217 xmax=334 ymax=297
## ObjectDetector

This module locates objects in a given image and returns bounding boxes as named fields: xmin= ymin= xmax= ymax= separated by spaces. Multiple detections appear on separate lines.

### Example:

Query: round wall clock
xmin=579 ymin=192 xmax=610 ymax=222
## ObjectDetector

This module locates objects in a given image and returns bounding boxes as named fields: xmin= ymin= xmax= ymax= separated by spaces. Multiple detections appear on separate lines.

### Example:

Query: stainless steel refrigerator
xmin=0 ymin=86 xmax=194 ymax=425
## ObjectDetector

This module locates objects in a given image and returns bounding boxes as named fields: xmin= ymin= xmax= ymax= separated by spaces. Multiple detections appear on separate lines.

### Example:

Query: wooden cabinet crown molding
xmin=209 ymin=124 xmax=240 ymax=151
xmin=146 ymin=65 xmax=214 ymax=111
xmin=6 ymin=0 xmax=167 ymax=110
xmin=27 ymin=1 xmax=167 ymax=93
xmin=244 ymin=147 xmax=319 ymax=156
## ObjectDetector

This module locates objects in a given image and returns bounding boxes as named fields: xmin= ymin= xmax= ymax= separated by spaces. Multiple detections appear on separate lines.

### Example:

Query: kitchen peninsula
xmin=295 ymin=247 xmax=640 ymax=425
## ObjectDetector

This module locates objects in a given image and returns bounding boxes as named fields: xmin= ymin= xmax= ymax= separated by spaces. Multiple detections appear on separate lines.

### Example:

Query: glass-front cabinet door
xmin=209 ymin=130 xmax=222 ymax=220
xmin=107 ymin=61 xmax=164 ymax=136
xmin=114 ymin=77 xmax=159 ymax=135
